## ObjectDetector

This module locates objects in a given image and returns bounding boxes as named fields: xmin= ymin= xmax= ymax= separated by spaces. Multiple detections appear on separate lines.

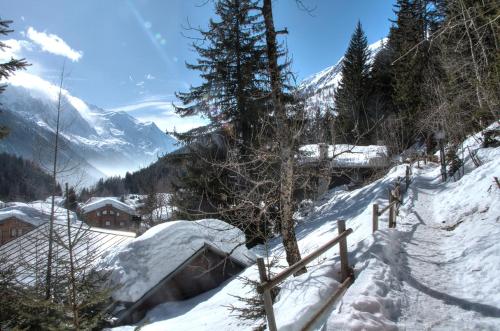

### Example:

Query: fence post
xmin=337 ymin=220 xmax=349 ymax=282
xmin=405 ymin=166 xmax=410 ymax=191
xmin=257 ymin=258 xmax=277 ymax=331
xmin=372 ymin=204 xmax=379 ymax=233
xmin=388 ymin=190 xmax=395 ymax=228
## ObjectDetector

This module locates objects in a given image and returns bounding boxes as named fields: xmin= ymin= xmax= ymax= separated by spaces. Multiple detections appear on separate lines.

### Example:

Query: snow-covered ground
xmin=110 ymin=125 xmax=499 ymax=330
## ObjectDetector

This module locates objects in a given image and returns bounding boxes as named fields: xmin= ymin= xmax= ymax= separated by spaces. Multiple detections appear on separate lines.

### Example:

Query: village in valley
xmin=0 ymin=0 xmax=499 ymax=330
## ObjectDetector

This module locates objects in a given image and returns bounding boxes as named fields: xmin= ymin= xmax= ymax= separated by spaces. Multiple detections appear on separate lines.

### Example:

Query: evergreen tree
xmin=439 ymin=0 xmax=499 ymax=130
xmin=367 ymin=40 xmax=395 ymax=143
xmin=172 ymin=0 xmax=277 ymax=245
xmin=335 ymin=21 xmax=371 ymax=143
xmin=175 ymin=0 xmax=268 ymax=149
xmin=65 ymin=186 xmax=78 ymax=211
xmin=0 ymin=18 xmax=29 ymax=139
xmin=387 ymin=0 xmax=429 ymax=148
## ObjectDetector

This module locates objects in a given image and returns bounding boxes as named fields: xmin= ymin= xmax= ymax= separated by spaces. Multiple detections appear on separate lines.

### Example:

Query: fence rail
xmin=372 ymin=165 xmax=411 ymax=233
xmin=257 ymin=219 xmax=353 ymax=331
xmin=258 ymin=165 xmax=413 ymax=330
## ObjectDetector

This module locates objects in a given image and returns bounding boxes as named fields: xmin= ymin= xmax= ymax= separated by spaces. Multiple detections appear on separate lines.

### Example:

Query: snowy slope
xmin=0 ymin=72 xmax=178 ymax=184
xmin=327 ymin=135 xmax=500 ymax=330
xmin=299 ymin=39 xmax=386 ymax=112
xmin=109 ymin=124 xmax=500 ymax=330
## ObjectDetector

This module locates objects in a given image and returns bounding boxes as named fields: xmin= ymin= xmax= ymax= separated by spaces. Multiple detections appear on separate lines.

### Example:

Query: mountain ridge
xmin=0 ymin=72 xmax=178 ymax=186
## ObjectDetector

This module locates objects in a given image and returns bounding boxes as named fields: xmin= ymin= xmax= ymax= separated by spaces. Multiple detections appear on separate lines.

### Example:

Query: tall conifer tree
xmin=175 ymin=0 xmax=267 ymax=149
xmin=335 ymin=21 xmax=371 ymax=143
xmin=388 ymin=0 xmax=428 ymax=148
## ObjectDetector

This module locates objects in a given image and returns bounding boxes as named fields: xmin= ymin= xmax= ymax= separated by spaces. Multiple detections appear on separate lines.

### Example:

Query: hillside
xmin=0 ymin=72 xmax=178 ymax=185
xmin=107 ymin=124 xmax=500 ymax=330
xmin=0 ymin=153 xmax=59 ymax=202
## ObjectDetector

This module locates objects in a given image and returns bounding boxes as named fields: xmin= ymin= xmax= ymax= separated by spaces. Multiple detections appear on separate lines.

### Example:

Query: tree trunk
xmin=46 ymin=64 xmax=65 ymax=299
xmin=262 ymin=0 xmax=304 ymax=272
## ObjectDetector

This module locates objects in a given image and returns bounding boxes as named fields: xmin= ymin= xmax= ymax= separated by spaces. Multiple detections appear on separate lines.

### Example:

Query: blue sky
xmin=0 ymin=0 xmax=395 ymax=132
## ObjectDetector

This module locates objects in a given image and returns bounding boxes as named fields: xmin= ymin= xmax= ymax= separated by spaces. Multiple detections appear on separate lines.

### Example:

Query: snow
xmin=109 ymin=125 xmax=499 ymax=330
xmin=0 ymin=221 xmax=135 ymax=287
xmin=101 ymin=219 xmax=255 ymax=303
xmin=0 ymin=201 xmax=78 ymax=226
xmin=300 ymin=144 xmax=389 ymax=168
xmin=326 ymin=131 xmax=500 ymax=329
xmin=299 ymin=39 xmax=386 ymax=113
xmin=81 ymin=197 xmax=137 ymax=215
xmin=0 ymin=206 xmax=47 ymax=227
xmin=0 ymin=71 xmax=178 ymax=181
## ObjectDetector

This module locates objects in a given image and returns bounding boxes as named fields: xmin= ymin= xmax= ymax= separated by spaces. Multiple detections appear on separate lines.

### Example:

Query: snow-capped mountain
xmin=0 ymin=72 xmax=178 ymax=185
xmin=299 ymin=39 xmax=386 ymax=112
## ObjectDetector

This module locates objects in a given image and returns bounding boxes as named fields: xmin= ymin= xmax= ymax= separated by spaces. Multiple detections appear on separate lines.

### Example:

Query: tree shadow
xmin=398 ymin=211 xmax=500 ymax=318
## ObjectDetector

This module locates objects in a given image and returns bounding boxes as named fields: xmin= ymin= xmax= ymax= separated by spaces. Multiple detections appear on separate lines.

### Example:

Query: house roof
xmin=101 ymin=219 xmax=255 ymax=303
xmin=0 ymin=204 xmax=48 ymax=227
xmin=81 ymin=197 xmax=137 ymax=215
xmin=0 ymin=222 xmax=135 ymax=287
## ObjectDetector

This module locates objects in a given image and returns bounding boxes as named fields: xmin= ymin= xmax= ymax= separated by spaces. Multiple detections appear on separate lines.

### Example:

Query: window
xmin=103 ymin=210 xmax=108 ymax=215
xmin=116 ymin=212 xmax=120 ymax=216
xmin=105 ymin=220 xmax=111 ymax=226
xmin=110 ymin=210 xmax=115 ymax=215
xmin=97 ymin=211 xmax=100 ymax=216
xmin=119 ymin=221 xmax=125 ymax=227
xmin=11 ymin=228 xmax=17 ymax=237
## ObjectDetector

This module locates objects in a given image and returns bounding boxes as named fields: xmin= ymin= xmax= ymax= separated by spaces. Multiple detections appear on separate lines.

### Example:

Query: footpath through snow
xmin=327 ymin=144 xmax=500 ymax=330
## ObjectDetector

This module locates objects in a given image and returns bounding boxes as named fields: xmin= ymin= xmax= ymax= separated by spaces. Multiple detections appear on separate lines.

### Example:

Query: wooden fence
xmin=372 ymin=165 xmax=411 ymax=232
xmin=257 ymin=165 xmax=413 ymax=330
xmin=256 ymin=219 xmax=354 ymax=331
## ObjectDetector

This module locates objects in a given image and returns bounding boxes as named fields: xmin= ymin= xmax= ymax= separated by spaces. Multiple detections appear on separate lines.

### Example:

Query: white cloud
xmin=109 ymin=100 xmax=173 ymax=113
xmin=145 ymin=73 xmax=155 ymax=80
xmin=108 ymin=100 xmax=208 ymax=133
xmin=0 ymin=39 xmax=33 ymax=62
xmin=26 ymin=27 xmax=82 ymax=62
xmin=136 ymin=81 xmax=145 ymax=87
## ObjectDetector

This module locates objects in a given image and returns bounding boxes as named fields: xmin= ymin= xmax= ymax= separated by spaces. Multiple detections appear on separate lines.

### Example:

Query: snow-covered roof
xmin=81 ymin=197 xmax=137 ymax=215
xmin=100 ymin=219 xmax=255 ymax=303
xmin=300 ymin=144 xmax=390 ymax=168
xmin=0 ymin=222 xmax=135 ymax=287
xmin=0 ymin=204 xmax=48 ymax=227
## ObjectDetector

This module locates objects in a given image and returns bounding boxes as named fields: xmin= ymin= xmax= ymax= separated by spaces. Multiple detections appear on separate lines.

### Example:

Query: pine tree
xmin=0 ymin=18 xmax=29 ymax=139
xmin=367 ymin=40 xmax=395 ymax=143
xmin=172 ymin=0 xmax=276 ymax=245
xmin=175 ymin=0 xmax=268 ymax=149
xmin=387 ymin=0 xmax=429 ymax=148
xmin=65 ymin=186 xmax=78 ymax=211
xmin=335 ymin=21 xmax=371 ymax=143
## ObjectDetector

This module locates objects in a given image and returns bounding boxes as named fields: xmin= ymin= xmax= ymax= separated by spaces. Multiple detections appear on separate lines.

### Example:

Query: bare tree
xmin=261 ymin=0 xmax=305 ymax=272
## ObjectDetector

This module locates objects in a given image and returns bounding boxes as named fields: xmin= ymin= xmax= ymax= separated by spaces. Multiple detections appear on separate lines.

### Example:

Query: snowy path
xmin=396 ymin=165 xmax=500 ymax=330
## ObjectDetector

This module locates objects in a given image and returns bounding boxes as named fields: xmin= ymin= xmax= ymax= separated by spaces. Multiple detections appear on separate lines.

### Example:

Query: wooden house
xmin=113 ymin=242 xmax=247 ymax=325
xmin=0 ymin=206 xmax=47 ymax=245
xmin=80 ymin=197 xmax=139 ymax=231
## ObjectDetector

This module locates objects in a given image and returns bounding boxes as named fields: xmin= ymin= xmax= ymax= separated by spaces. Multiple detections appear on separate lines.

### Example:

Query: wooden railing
xmin=372 ymin=165 xmax=411 ymax=232
xmin=256 ymin=220 xmax=354 ymax=331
